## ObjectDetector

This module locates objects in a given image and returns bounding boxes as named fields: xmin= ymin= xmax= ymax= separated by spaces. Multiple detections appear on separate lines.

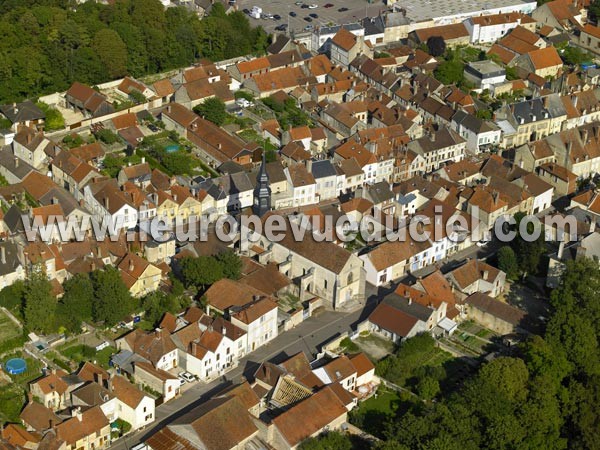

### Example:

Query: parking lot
xmin=237 ymin=0 xmax=388 ymax=34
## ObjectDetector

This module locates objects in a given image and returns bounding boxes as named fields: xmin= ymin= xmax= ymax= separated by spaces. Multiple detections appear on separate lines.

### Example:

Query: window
xmin=216 ymin=354 xmax=220 ymax=361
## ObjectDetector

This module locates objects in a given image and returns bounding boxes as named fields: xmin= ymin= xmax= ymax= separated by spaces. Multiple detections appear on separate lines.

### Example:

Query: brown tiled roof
xmin=367 ymin=239 xmax=431 ymax=271
xmin=450 ymin=259 xmax=501 ymax=290
xmin=20 ymin=402 xmax=62 ymax=432
xmin=123 ymin=329 xmax=177 ymax=366
xmin=111 ymin=375 xmax=147 ymax=408
xmin=288 ymin=163 xmax=316 ymax=186
xmin=466 ymin=292 xmax=526 ymax=326
xmin=470 ymin=12 xmax=529 ymax=26
xmin=240 ymin=262 xmax=291 ymax=296
xmin=335 ymin=141 xmax=376 ymax=167
xmin=237 ymin=57 xmax=270 ymax=74
xmin=135 ymin=361 xmax=177 ymax=381
xmin=488 ymin=44 xmax=517 ymax=64
xmin=368 ymin=302 xmax=420 ymax=337
xmin=205 ymin=278 xmax=266 ymax=312
xmin=112 ymin=113 xmax=137 ymax=130
xmin=322 ymin=356 xmax=356 ymax=382
xmin=349 ymin=353 xmax=375 ymax=377
xmin=70 ymin=143 xmax=105 ymax=162
xmin=2 ymin=424 xmax=41 ymax=447
xmin=260 ymin=213 xmax=354 ymax=274
xmin=280 ymin=351 xmax=324 ymax=389
xmin=147 ymin=396 xmax=257 ymax=450
xmin=118 ymin=252 xmax=151 ymax=280
xmin=250 ymin=66 xmax=307 ymax=93
xmin=216 ymin=381 xmax=260 ymax=411
xmin=419 ymin=270 xmax=456 ymax=306
xmin=340 ymin=197 xmax=373 ymax=214
xmin=331 ymin=28 xmax=357 ymax=52
xmin=55 ymin=406 xmax=108 ymax=446
xmin=162 ymin=103 xmax=199 ymax=128
xmin=414 ymin=23 xmax=469 ymax=42
xmin=32 ymin=372 xmax=69 ymax=396
xmin=232 ymin=297 xmax=277 ymax=325
xmin=272 ymin=386 xmax=347 ymax=447
xmin=153 ymin=79 xmax=175 ymax=98
xmin=159 ymin=312 xmax=177 ymax=333
xmin=528 ymin=46 xmax=562 ymax=69
xmin=77 ymin=362 xmax=109 ymax=383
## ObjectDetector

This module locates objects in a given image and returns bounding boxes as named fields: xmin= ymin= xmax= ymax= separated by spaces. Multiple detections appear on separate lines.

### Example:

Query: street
xmin=109 ymin=242 xmax=497 ymax=450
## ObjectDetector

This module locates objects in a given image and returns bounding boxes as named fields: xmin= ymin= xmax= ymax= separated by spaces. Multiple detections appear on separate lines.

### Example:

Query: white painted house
xmin=231 ymin=297 xmax=279 ymax=353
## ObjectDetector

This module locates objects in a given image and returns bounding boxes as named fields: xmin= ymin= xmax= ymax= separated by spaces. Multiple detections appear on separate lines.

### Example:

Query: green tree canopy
xmin=23 ymin=270 xmax=57 ymax=333
xmin=92 ymin=266 xmax=134 ymax=326
xmin=193 ymin=97 xmax=228 ymax=126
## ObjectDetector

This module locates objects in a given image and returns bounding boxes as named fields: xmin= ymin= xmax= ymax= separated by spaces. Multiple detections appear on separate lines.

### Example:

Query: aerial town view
xmin=0 ymin=0 xmax=598 ymax=448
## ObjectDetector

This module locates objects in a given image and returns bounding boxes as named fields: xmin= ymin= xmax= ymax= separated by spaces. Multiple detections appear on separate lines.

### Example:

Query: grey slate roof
xmin=311 ymin=160 xmax=337 ymax=180
xmin=0 ymin=100 xmax=45 ymax=124
xmin=0 ymin=241 xmax=22 ymax=277
xmin=0 ymin=146 xmax=35 ymax=180
xmin=382 ymin=293 xmax=434 ymax=322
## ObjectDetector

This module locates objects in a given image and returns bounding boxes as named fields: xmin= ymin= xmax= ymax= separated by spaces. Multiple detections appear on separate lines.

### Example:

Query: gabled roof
xmin=527 ymin=46 xmax=562 ymax=69
xmin=272 ymin=387 xmax=347 ymax=447
xmin=331 ymin=28 xmax=358 ymax=52
xmin=0 ymin=100 xmax=45 ymax=124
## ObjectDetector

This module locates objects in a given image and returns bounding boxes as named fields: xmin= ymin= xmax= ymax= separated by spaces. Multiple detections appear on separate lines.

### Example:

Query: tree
xmin=96 ymin=129 xmax=120 ymax=145
xmin=92 ymin=29 xmax=128 ymax=79
xmin=0 ymin=280 xmax=26 ymax=311
xmin=434 ymin=60 xmax=464 ymax=85
xmin=36 ymin=102 xmax=64 ymax=131
xmin=561 ymin=46 xmax=592 ymax=66
xmin=589 ymin=0 xmax=600 ymax=23
xmin=58 ymin=273 xmax=94 ymax=332
xmin=216 ymin=250 xmax=242 ymax=280
xmin=426 ymin=36 xmax=446 ymax=57
xmin=299 ymin=432 xmax=353 ymax=450
xmin=92 ymin=267 xmax=134 ymax=326
xmin=417 ymin=376 xmax=440 ymax=400
xmin=497 ymin=246 xmax=519 ymax=280
xmin=23 ymin=270 xmax=57 ymax=333
xmin=180 ymin=256 xmax=224 ymax=289
xmin=193 ymin=97 xmax=228 ymax=126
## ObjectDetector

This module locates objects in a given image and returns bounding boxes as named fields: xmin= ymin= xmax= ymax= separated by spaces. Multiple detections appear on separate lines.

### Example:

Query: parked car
xmin=308 ymin=3 xmax=318 ymax=8
xmin=178 ymin=372 xmax=196 ymax=384
xmin=275 ymin=24 xmax=288 ymax=31
xmin=304 ymin=24 xmax=313 ymax=31
xmin=309 ymin=13 xmax=318 ymax=18
xmin=273 ymin=14 xmax=281 ymax=20
xmin=236 ymin=98 xmax=252 ymax=108
xmin=324 ymin=3 xmax=334 ymax=7
xmin=148 ymin=124 xmax=159 ymax=132
xmin=304 ymin=16 xmax=312 ymax=21
xmin=301 ymin=4 xmax=309 ymax=8
xmin=290 ymin=11 xmax=297 ymax=16
xmin=338 ymin=6 xmax=348 ymax=11
xmin=243 ymin=8 xmax=250 ymax=14
xmin=295 ymin=1 xmax=303 ymax=4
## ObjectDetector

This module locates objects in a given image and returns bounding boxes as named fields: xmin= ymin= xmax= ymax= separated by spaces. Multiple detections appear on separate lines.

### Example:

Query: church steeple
xmin=253 ymin=151 xmax=271 ymax=217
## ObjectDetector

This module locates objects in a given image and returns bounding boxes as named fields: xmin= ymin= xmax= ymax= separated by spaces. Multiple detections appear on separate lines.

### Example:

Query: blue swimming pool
xmin=165 ymin=144 xmax=180 ymax=153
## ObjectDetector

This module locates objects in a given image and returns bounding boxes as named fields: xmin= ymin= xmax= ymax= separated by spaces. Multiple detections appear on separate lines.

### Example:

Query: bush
xmin=96 ymin=128 xmax=120 ymax=145
xmin=36 ymin=102 xmax=65 ymax=131
xmin=234 ymin=91 xmax=254 ymax=101
xmin=340 ymin=337 xmax=359 ymax=352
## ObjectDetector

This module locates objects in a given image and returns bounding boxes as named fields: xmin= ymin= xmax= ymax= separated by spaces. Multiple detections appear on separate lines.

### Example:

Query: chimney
xmin=590 ymin=216 xmax=596 ymax=233
xmin=104 ymin=196 xmax=109 ymax=210
xmin=222 ymin=326 xmax=227 ymax=335
xmin=581 ymin=128 xmax=589 ymax=144
xmin=129 ymin=258 xmax=134 ymax=272
xmin=1 ymin=246 xmax=5 ymax=265
xmin=94 ymin=372 xmax=103 ymax=386
xmin=482 ymin=269 xmax=489 ymax=280
xmin=91 ymin=261 xmax=96 ymax=271
xmin=74 ymin=407 xmax=82 ymax=422
xmin=306 ymin=159 xmax=313 ymax=173
xmin=14 ymin=157 xmax=18 ymax=168
xmin=27 ymin=133 xmax=32 ymax=145
xmin=142 ymin=157 xmax=146 ymax=164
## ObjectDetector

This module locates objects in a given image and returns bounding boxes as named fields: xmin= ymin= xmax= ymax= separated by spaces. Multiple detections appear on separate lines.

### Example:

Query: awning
xmin=437 ymin=317 xmax=458 ymax=335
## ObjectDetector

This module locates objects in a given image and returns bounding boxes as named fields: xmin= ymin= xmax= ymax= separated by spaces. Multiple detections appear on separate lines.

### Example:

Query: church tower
xmin=253 ymin=151 xmax=271 ymax=217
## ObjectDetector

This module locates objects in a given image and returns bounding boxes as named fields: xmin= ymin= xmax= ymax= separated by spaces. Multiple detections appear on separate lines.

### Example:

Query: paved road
xmin=110 ymin=297 xmax=378 ymax=450
xmin=110 ymin=242 xmax=497 ymax=450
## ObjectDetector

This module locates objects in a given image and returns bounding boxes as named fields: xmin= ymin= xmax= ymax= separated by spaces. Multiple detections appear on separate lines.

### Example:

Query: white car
xmin=236 ymin=98 xmax=251 ymax=108
xmin=476 ymin=239 xmax=490 ymax=247
xmin=178 ymin=372 xmax=196 ymax=384
xmin=308 ymin=4 xmax=318 ymax=8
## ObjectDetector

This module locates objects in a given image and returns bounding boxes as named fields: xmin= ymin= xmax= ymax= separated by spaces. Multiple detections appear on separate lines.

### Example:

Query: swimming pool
xmin=165 ymin=144 xmax=180 ymax=153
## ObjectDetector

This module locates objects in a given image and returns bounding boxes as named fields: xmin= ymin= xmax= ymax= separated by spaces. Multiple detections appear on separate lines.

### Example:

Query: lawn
xmin=0 ymin=309 xmax=21 ymax=344
xmin=59 ymin=344 xmax=116 ymax=369
xmin=0 ymin=351 xmax=44 ymax=422
xmin=350 ymin=386 xmax=417 ymax=439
